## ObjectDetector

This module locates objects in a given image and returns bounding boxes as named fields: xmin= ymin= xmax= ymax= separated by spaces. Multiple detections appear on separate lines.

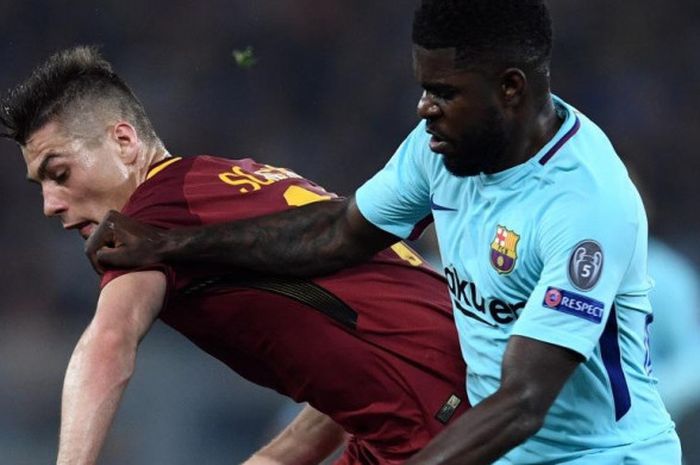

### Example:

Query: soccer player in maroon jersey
xmin=1 ymin=47 xmax=468 ymax=465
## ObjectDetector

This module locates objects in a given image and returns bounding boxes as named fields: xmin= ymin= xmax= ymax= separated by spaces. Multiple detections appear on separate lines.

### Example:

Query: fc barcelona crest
xmin=490 ymin=225 xmax=520 ymax=274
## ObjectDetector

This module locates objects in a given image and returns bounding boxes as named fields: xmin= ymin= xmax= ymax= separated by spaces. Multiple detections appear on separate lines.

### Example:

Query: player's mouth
xmin=426 ymin=128 xmax=451 ymax=154
xmin=65 ymin=221 xmax=96 ymax=239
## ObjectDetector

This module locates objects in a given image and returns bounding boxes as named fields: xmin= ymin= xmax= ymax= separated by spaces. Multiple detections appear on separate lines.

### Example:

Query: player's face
xmin=23 ymin=121 xmax=136 ymax=239
xmin=413 ymin=45 xmax=509 ymax=177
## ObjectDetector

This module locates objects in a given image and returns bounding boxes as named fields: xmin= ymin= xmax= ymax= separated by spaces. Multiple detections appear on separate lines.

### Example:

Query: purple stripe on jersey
xmin=643 ymin=313 xmax=654 ymax=375
xmin=538 ymin=116 xmax=581 ymax=165
xmin=599 ymin=305 xmax=631 ymax=421
xmin=408 ymin=214 xmax=434 ymax=241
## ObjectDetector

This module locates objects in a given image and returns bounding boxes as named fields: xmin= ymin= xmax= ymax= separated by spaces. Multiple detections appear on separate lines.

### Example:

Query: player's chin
xmin=442 ymin=155 xmax=481 ymax=178
xmin=79 ymin=223 xmax=97 ymax=240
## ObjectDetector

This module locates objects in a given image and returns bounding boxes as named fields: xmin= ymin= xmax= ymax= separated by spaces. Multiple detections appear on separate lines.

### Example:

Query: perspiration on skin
xmin=22 ymin=120 xmax=145 ymax=238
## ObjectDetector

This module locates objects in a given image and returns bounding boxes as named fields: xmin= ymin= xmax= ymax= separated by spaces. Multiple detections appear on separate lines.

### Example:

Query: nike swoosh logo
xmin=454 ymin=301 xmax=497 ymax=327
xmin=430 ymin=194 xmax=457 ymax=212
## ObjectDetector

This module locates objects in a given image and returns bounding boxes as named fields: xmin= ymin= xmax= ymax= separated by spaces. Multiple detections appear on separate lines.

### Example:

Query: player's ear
xmin=112 ymin=122 xmax=139 ymax=165
xmin=499 ymin=68 xmax=527 ymax=108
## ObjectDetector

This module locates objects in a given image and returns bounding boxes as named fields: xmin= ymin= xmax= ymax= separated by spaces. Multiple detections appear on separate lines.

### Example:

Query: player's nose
xmin=42 ymin=185 xmax=68 ymax=217
xmin=417 ymin=92 xmax=441 ymax=120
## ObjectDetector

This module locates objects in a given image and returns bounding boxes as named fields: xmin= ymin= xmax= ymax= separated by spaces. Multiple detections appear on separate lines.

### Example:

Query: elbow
xmin=501 ymin=385 xmax=548 ymax=442
xmin=511 ymin=408 xmax=545 ymax=442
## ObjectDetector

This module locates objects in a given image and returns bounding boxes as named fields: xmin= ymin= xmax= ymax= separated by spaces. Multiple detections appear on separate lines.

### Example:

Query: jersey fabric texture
xmin=101 ymin=155 xmax=468 ymax=465
xmin=355 ymin=96 xmax=680 ymax=463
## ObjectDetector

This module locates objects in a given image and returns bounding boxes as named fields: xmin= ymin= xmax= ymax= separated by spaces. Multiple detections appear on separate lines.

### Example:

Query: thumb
xmin=95 ymin=246 xmax=132 ymax=270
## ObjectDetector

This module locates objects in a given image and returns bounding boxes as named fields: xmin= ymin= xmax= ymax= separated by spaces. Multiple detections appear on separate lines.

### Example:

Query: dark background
xmin=1 ymin=1 xmax=698 ymax=464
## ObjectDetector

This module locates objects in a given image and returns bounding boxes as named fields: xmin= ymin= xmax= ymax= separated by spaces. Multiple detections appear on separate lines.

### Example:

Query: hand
xmin=85 ymin=210 xmax=169 ymax=273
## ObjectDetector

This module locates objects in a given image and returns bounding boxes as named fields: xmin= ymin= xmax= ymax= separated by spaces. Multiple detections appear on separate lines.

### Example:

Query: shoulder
xmin=531 ymin=124 xmax=647 ymax=262
xmin=375 ymin=120 xmax=445 ymax=186
xmin=537 ymin=110 xmax=641 ymax=222
xmin=122 ymin=156 xmax=194 ymax=221
xmin=124 ymin=155 xmax=245 ymax=224
xmin=393 ymin=120 xmax=433 ymax=164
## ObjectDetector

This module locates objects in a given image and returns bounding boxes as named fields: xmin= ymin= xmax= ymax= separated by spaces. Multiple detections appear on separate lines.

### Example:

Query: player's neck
xmin=137 ymin=145 xmax=172 ymax=186
xmin=506 ymin=95 xmax=562 ymax=170
xmin=529 ymin=96 xmax=563 ymax=153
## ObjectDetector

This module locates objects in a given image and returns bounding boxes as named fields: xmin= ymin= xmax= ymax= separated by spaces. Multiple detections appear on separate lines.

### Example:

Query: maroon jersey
xmin=102 ymin=156 xmax=467 ymax=464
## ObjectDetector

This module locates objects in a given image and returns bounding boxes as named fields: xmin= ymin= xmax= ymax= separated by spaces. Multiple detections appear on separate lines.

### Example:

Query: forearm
xmin=162 ymin=198 xmax=390 ymax=276
xmin=56 ymin=329 xmax=136 ymax=465
xmin=243 ymin=405 xmax=348 ymax=465
xmin=405 ymin=336 xmax=582 ymax=465
xmin=404 ymin=386 xmax=542 ymax=465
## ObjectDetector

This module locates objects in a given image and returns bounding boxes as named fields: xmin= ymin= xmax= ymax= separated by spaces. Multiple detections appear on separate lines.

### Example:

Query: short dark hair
xmin=412 ymin=0 xmax=552 ymax=73
xmin=0 ymin=45 xmax=158 ymax=146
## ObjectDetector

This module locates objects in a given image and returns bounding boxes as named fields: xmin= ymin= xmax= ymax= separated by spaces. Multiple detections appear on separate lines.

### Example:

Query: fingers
xmin=86 ymin=210 xmax=162 ymax=272
xmin=95 ymin=246 xmax=132 ymax=270
xmin=85 ymin=210 xmax=126 ymax=273
xmin=86 ymin=211 xmax=117 ymax=251
xmin=85 ymin=221 xmax=111 ymax=274
xmin=85 ymin=210 xmax=168 ymax=272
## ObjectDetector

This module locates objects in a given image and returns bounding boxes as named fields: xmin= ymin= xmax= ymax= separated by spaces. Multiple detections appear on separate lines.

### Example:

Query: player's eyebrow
xmin=422 ymin=82 xmax=458 ymax=93
xmin=26 ymin=153 xmax=59 ymax=184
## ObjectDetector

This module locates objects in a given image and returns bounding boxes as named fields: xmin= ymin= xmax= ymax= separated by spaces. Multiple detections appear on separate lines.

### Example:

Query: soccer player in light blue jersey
xmin=84 ymin=0 xmax=682 ymax=463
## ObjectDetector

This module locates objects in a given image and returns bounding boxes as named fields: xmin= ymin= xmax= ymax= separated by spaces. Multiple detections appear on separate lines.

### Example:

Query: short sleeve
xmin=97 ymin=171 xmax=189 ymax=290
xmin=100 ymin=264 xmax=173 ymax=290
xmin=98 ymin=197 xmax=178 ymax=290
xmin=511 ymin=191 xmax=641 ymax=359
xmin=355 ymin=122 xmax=433 ymax=240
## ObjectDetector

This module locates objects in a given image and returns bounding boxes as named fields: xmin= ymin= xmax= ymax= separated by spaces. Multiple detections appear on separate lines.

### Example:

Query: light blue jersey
xmin=355 ymin=96 xmax=680 ymax=463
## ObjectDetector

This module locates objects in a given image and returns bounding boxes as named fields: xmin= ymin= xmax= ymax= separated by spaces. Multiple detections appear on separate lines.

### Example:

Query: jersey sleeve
xmin=98 ymin=164 xmax=192 ymax=291
xmin=510 ymin=189 xmax=642 ymax=359
xmin=98 ymin=186 xmax=180 ymax=291
xmin=355 ymin=122 xmax=433 ymax=240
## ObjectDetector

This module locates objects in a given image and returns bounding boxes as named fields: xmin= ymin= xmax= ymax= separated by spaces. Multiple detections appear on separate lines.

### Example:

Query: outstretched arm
xmin=403 ymin=336 xmax=583 ymax=465
xmin=86 ymin=196 xmax=398 ymax=276
xmin=243 ymin=404 xmax=348 ymax=465
xmin=56 ymin=271 xmax=166 ymax=465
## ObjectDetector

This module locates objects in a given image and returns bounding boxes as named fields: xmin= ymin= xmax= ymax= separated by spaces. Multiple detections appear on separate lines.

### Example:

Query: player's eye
xmin=52 ymin=170 xmax=69 ymax=184
xmin=437 ymin=90 xmax=455 ymax=100
xmin=426 ymin=87 xmax=456 ymax=101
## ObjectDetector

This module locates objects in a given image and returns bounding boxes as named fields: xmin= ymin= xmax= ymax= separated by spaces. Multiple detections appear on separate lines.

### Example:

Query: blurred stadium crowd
xmin=1 ymin=1 xmax=698 ymax=464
